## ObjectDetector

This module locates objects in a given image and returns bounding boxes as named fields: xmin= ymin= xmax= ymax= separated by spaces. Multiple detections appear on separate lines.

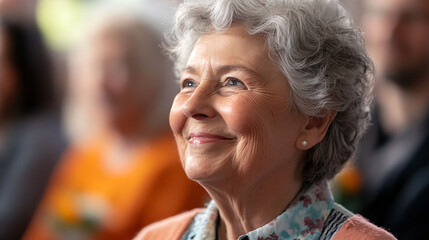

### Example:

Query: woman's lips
xmin=188 ymin=132 xmax=234 ymax=144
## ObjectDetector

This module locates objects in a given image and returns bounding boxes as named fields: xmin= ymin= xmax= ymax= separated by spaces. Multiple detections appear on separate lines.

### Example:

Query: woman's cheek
xmin=227 ymin=93 xmax=278 ymax=161
xmin=225 ymin=92 xmax=278 ymax=136
xmin=169 ymin=95 xmax=189 ymax=166
xmin=169 ymin=94 xmax=187 ymax=136
xmin=175 ymin=136 xmax=188 ymax=169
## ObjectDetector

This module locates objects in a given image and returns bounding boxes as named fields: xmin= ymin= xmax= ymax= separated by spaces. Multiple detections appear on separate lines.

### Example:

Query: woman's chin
xmin=184 ymin=164 xmax=215 ymax=182
xmin=183 ymin=156 xmax=224 ymax=184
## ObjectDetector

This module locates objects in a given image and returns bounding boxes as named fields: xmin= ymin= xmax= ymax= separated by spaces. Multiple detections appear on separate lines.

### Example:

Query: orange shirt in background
xmin=23 ymin=133 xmax=208 ymax=240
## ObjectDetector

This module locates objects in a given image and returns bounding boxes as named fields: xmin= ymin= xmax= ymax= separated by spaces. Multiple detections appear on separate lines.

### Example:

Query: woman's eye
xmin=182 ymin=79 xmax=196 ymax=89
xmin=225 ymin=77 xmax=246 ymax=88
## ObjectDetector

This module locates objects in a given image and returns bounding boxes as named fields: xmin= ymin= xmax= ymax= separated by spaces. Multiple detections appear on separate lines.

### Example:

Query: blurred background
xmin=0 ymin=0 xmax=428 ymax=239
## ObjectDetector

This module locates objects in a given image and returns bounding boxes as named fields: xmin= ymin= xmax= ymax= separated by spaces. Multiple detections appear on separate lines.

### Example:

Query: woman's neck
xmin=204 ymin=165 xmax=303 ymax=240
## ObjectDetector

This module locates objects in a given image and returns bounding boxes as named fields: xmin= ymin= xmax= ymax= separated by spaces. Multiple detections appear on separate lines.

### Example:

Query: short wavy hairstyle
xmin=164 ymin=0 xmax=374 ymax=183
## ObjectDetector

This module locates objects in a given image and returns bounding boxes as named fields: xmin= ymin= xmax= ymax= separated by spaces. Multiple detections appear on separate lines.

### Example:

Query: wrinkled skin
xmin=169 ymin=24 xmax=334 ymax=240
xmin=170 ymin=25 xmax=307 ymax=187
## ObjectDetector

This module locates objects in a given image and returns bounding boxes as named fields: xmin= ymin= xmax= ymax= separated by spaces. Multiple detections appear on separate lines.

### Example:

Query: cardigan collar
xmin=186 ymin=181 xmax=334 ymax=240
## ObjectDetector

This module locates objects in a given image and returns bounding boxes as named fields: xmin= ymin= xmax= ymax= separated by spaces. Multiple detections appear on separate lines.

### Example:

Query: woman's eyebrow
xmin=183 ymin=64 xmax=262 ymax=78
xmin=183 ymin=65 xmax=197 ymax=74
xmin=217 ymin=65 xmax=261 ymax=78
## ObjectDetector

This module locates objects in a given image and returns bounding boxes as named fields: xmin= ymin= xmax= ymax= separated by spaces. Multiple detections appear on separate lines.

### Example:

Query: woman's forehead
xmin=185 ymin=25 xmax=279 ymax=77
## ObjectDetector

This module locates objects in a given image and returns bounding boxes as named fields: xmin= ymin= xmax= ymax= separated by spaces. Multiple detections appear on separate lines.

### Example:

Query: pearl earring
xmin=302 ymin=140 xmax=308 ymax=147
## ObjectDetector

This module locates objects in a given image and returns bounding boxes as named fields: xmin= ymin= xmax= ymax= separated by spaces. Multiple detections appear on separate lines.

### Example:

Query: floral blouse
xmin=183 ymin=181 xmax=339 ymax=240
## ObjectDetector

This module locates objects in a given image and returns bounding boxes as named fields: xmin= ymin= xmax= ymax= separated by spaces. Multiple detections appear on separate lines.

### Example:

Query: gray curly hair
xmin=164 ymin=0 xmax=374 ymax=183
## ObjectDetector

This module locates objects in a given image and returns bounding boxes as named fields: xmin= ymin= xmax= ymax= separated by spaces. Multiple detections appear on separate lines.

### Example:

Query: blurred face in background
xmin=362 ymin=0 xmax=429 ymax=89
xmin=84 ymin=29 xmax=155 ymax=135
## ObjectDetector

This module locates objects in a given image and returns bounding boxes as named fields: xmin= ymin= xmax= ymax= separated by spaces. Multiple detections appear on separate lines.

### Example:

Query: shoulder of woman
xmin=133 ymin=208 xmax=204 ymax=240
xmin=332 ymin=215 xmax=397 ymax=240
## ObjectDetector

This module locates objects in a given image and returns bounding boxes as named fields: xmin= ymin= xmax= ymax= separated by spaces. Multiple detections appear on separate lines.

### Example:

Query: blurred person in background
xmin=336 ymin=0 xmax=429 ymax=238
xmin=23 ymin=5 xmax=207 ymax=240
xmin=0 ymin=18 xmax=67 ymax=240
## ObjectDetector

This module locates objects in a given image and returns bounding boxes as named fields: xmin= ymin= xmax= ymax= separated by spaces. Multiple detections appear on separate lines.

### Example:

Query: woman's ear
xmin=296 ymin=111 xmax=337 ymax=150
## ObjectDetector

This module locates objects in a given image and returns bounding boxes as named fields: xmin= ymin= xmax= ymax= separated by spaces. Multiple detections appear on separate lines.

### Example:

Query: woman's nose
xmin=182 ymin=84 xmax=217 ymax=120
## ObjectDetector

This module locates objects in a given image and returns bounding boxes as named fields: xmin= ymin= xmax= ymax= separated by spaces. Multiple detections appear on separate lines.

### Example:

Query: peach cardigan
xmin=134 ymin=209 xmax=396 ymax=240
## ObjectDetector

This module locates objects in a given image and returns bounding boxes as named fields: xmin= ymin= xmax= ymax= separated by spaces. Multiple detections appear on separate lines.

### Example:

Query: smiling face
xmin=169 ymin=25 xmax=306 ymax=185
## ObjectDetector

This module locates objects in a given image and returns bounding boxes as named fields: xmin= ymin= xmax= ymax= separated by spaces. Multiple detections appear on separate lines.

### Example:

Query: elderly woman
xmin=136 ymin=0 xmax=396 ymax=239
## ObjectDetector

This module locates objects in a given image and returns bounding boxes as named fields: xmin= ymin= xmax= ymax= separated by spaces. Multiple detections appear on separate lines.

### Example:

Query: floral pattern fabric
xmin=185 ymin=181 xmax=335 ymax=240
